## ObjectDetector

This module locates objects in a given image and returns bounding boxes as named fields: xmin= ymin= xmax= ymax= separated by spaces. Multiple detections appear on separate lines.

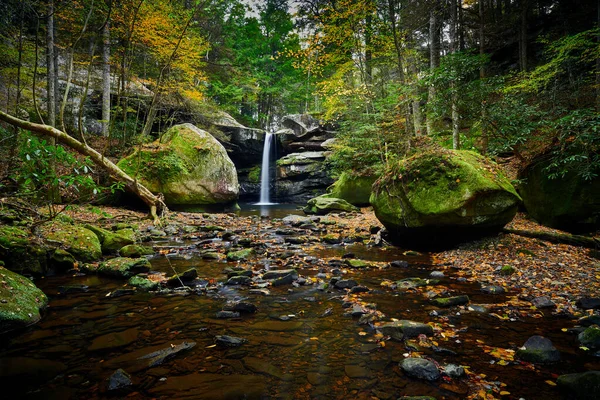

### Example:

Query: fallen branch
xmin=0 ymin=110 xmax=167 ymax=224
xmin=504 ymin=228 xmax=599 ymax=249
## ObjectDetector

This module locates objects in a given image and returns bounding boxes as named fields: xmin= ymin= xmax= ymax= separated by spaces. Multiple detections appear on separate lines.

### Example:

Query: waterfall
xmin=256 ymin=132 xmax=275 ymax=205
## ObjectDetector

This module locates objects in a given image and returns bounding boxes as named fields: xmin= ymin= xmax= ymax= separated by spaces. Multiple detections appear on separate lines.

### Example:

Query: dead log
xmin=504 ymin=228 xmax=599 ymax=249
xmin=0 ymin=110 xmax=166 ymax=224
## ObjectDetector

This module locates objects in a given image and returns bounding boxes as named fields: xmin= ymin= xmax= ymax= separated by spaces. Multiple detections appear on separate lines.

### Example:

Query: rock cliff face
xmin=238 ymin=114 xmax=336 ymax=203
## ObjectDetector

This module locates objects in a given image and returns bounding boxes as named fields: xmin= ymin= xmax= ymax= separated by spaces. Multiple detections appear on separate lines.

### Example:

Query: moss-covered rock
xmin=304 ymin=196 xmax=359 ymax=215
xmin=0 ymin=267 xmax=48 ymax=333
xmin=128 ymin=275 xmax=160 ymax=291
xmin=119 ymin=244 xmax=154 ymax=258
xmin=87 ymin=257 xmax=151 ymax=278
xmin=117 ymin=123 xmax=239 ymax=206
xmin=0 ymin=225 xmax=49 ymax=276
xmin=371 ymin=150 xmax=521 ymax=245
xmin=578 ymin=326 xmax=600 ymax=349
xmin=42 ymin=223 xmax=102 ymax=263
xmin=557 ymin=371 xmax=600 ymax=400
xmin=518 ymin=155 xmax=600 ymax=232
xmin=325 ymin=172 xmax=376 ymax=206
xmin=84 ymin=225 xmax=135 ymax=254
xmin=227 ymin=249 xmax=254 ymax=261
xmin=49 ymin=249 xmax=76 ymax=272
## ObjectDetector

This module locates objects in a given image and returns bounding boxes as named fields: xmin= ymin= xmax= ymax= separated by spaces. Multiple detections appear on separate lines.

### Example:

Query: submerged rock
xmin=578 ymin=326 xmax=600 ymax=349
xmin=89 ymin=328 xmax=139 ymax=351
xmin=380 ymin=320 xmax=433 ymax=340
xmin=138 ymin=341 xmax=196 ymax=367
xmin=226 ymin=248 xmax=254 ymax=261
xmin=107 ymin=368 xmax=132 ymax=391
xmin=371 ymin=149 xmax=520 ymax=246
xmin=431 ymin=295 xmax=469 ymax=307
xmin=215 ymin=335 xmax=247 ymax=348
xmin=0 ymin=267 xmax=48 ymax=333
xmin=516 ymin=335 xmax=561 ymax=363
xmin=557 ymin=371 xmax=600 ymax=400
xmin=128 ymin=276 xmax=159 ymax=291
xmin=88 ymin=257 xmax=151 ymax=278
xmin=400 ymin=357 xmax=440 ymax=381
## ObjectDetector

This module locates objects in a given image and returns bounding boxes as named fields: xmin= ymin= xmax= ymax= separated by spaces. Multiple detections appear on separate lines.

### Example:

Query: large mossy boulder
xmin=0 ymin=267 xmax=48 ymax=333
xmin=518 ymin=155 xmax=600 ymax=232
xmin=370 ymin=150 xmax=521 ymax=245
xmin=325 ymin=172 xmax=376 ymax=206
xmin=84 ymin=225 xmax=135 ymax=254
xmin=117 ymin=123 xmax=239 ymax=206
xmin=0 ymin=225 xmax=48 ymax=276
xmin=304 ymin=195 xmax=359 ymax=215
xmin=42 ymin=223 xmax=102 ymax=262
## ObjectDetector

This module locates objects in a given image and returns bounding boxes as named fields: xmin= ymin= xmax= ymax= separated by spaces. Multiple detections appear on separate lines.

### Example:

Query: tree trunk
xmin=504 ymin=228 xmax=599 ymax=249
xmin=426 ymin=0 xmax=440 ymax=136
xmin=0 ymin=110 xmax=167 ymax=224
xmin=46 ymin=0 xmax=56 ymax=128
xmin=102 ymin=20 xmax=111 ymax=137
xmin=519 ymin=0 xmax=528 ymax=72
xmin=596 ymin=0 xmax=600 ymax=110
xmin=479 ymin=0 xmax=488 ymax=154
xmin=451 ymin=0 xmax=460 ymax=149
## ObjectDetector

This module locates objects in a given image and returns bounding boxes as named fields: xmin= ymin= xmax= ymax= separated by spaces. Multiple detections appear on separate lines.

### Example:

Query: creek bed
xmin=0 ymin=217 xmax=597 ymax=399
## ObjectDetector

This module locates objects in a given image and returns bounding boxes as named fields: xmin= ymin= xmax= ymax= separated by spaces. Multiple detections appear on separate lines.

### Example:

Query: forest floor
xmin=60 ymin=204 xmax=599 ymax=320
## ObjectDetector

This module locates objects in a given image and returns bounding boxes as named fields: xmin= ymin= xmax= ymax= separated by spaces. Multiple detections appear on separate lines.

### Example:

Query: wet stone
xmin=215 ymin=335 xmax=247 ymax=347
xmin=224 ymin=301 xmax=257 ymax=314
xmin=138 ymin=341 xmax=196 ymax=367
xmin=58 ymin=285 xmax=89 ymax=294
xmin=431 ymin=295 xmax=469 ymax=307
xmin=579 ymin=315 xmax=600 ymax=327
xmin=350 ymin=285 xmax=370 ymax=294
xmin=109 ymin=289 xmax=136 ymax=298
xmin=166 ymin=268 xmax=197 ymax=286
xmin=430 ymin=271 xmax=445 ymax=278
xmin=481 ymin=285 xmax=505 ymax=294
xmin=345 ymin=259 xmax=369 ymax=269
xmin=400 ymin=358 xmax=440 ymax=381
xmin=557 ymin=371 xmax=600 ymax=400
xmin=390 ymin=260 xmax=409 ymax=268
xmin=516 ymin=335 xmax=560 ymax=363
xmin=272 ymin=274 xmax=297 ymax=286
xmin=89 ymin=328 xmax=139 ymax=351
xmin=531 ymin=296 xmax=556 ymax=309
xmin=225 ymin=276 xmax=252 ymax=286
xmin=345 ymin=365 xmax=373 ymax=379
xmin=335 ymin=279 xmax=358 ymax=289
xmin=576 ymin=297 xmax=600 ymax=310
xmin=443 ymin=364 xmax=465 ymax=378
xmin=578 ymin=326 xmax=600 ymax=349
xmin=243 ymin=357 xmax=285 ymax=379
xmin=216 ymin=311 xmax=240 ymax=319
xmin=107 ymin=368 xmax=132 ymax=391
xmin=381 ymin=320 xmax=433 ymax=340
xmin=263 ymin=269 xmax=298 ymax=280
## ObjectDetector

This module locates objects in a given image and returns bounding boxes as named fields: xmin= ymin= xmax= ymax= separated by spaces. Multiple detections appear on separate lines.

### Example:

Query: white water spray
xmin=256 ymin=132 xmax=275 ymax=205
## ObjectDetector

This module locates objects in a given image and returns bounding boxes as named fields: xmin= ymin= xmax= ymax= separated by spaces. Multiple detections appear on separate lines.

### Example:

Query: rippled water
xmin=0 ymin=223 xmax=597 ymax=399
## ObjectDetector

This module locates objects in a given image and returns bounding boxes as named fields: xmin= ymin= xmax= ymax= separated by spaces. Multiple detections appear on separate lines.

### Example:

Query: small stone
xmin=224 ymin=301 xmax=257 ymax=314
xmin=107 ymin=368 xmax=132 ymax=391
xmin=389 ymin=260 xmax=408 ymax=268
xmin=334 ymin=279 xmax=358 ymax=289
xmin=214 ymin=335 xmax=247 ymax=348
xmin=216 ymin=311 xmax=240 ymax=319
xmin=516 ymin=335 xmax=560 ymax=363
xmin=578 ymin=326 xmax=600 ymax=349
xmin=430 ymin=271 xmax=445 ymax=278
xmin=531 ymin=296 xmax=556 ymax=309
xmin=444 ymin=364 xmax=465 ymax=378
xmin=557 ymin=371 xmax=600 ymax=400
xmin=431 ymin=295 xmax=469 ymax=307
xmin=350 ymin=285 xmax=369 ymax=294
xmin=225 ymin=276 xmax=252 ymax=286
xmin=481 ymin=285 xmax=505 ymax=295
xmin=400 ymin=358 xmax=440 ymax=381
xmin=577 ymin=298 xmax=600 ymax=310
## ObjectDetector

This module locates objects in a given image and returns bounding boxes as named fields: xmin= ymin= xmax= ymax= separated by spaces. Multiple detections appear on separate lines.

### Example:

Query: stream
xmin=0 ymin=208 xmax=597 ymax=399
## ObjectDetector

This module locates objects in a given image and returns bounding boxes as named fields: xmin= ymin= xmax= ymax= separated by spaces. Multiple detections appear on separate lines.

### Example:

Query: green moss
xmin=226 ymin=248 xmax=254 ymax=261
xmin=84 ymin=225 xmax=135 ymax=254
xmin=0 ymin=226 xmax=48 ymax=276
xmin=345 ymin=259 xmax=369 ymax=268
xmin=579 ymin=326 xmax=600 ymax=349
xmin=117 ymin=124 xmax=238 ymax=206
xmin=95 ymin=257 xmax=151 ymax=278
xmin=500 ymin=265 xmax=516 ymax=275
xmin=431 ymin=295 xmax=470 ymax=307
xmin=0 ymin=266 xmax=48 ymax=333
xmin=128 ymin=275 xmax=159 ymax=291
xmin=304 ymin=196 xmax=359 ymax=215
xmin=43 ymin=223 xmax=102 ymax=262
xmin=119 ymin=244 xmax=154 ymax=258
xmin=248 ymin=165 xmax=261 ymax=184
xmin=325 ymin=172 xmax=376 ymax=206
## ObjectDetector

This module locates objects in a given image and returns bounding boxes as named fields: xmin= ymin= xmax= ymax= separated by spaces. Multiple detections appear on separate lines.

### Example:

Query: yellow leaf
xmin=545 ymin=380 xmax=557 ymax=386
xmin=561 ymin=328 xmax=568 ymax=332
xmin=500 ymin=391 xmax=510 ymax=396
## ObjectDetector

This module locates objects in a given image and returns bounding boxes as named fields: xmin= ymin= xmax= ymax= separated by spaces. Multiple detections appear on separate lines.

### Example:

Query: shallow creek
xmin=0 ymin=212 xmax=598 ymax=399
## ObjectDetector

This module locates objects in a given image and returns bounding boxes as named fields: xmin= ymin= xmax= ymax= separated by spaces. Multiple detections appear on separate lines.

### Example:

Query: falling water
xmin=256 ymin=132 xmax=275 ymax=205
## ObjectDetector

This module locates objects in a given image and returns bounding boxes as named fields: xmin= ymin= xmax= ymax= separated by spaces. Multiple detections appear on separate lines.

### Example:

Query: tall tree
xmin=102 ymin=16 xmax=111 ymax=137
